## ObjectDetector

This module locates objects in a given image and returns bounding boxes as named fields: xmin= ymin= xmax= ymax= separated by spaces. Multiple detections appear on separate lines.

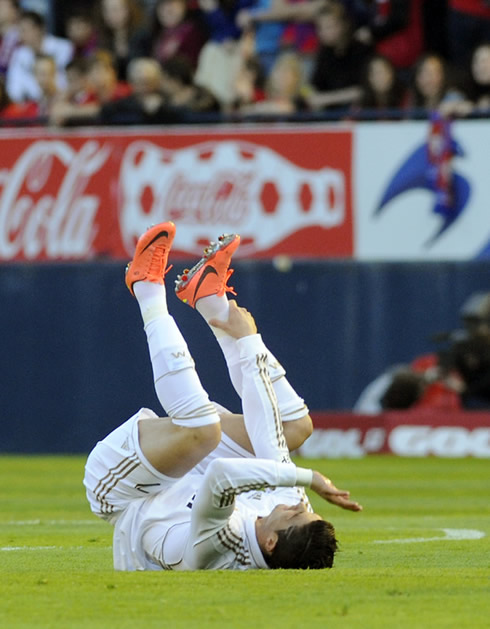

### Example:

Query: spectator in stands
xmin=0 ymin=0 xmax=20 ymax=78
xmin=138 ymin=0 xmax=207 ymax=70
xmin=356 ymin=53 xmax=407 ymax=115
xmin=236 ymin=0 xmax=325 ymax=74
xmin=445 ymin=335 xmax=490 ymax=409
xmin=354 ymin=0 xmax=424 ymax=74
xmin=194 ymin=0 xmax=253 ymax=107
xmin=85 ymin=49 xmax=132 ymax=103
xmin=407 ymin=53 xmax=465 ymax=114
xmin=447 ymin=0 xmax=490 ymax=67
xmin=239 ymin=50 xmax=307 ymax=116
xmin=0 ymin=73 xmax=13 ymax=117
xmin=98 ymin=56 xmax=186 ymax=124
xmin=280 ymin=0 xmax=320 ymax=71
xmin=6 ymin=10 xmax=73 ymax=102
xmin=229 ymin=53 xmax=266 ymax=111
xmin=354 ymin=362 xmax=462 ymax=414
xmin=64 ymin=9 xmax=98 ymax=59
xmin=96 ymin=0 xmax=147 ymax=80
xmin=2 ymin=53 xmax=60 ymax=122
xmin=49 ymin=49 xmax=131 ymax=126
xmin=307 ymin=3 xmax=371 ymax=111
xmin=161 ymin=55 xmax=220 ymax=112
xmin=30 ymin=52 xmax=59 ymax=116
xmin=466 ymin=42 xmax=490 ymax=113
xmin=460 ymin=292 xmax=490 ymax=338
xmin=62 ymin=57 xmax=92 ymax=104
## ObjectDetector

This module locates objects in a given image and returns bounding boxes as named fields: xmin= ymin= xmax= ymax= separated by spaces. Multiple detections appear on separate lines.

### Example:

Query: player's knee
xmin=284 ymin=414 xmax=313 ymax=451
xmin=299 ymin=414 xmax=314 ymax=440
xmin=190 ymin=422 xmax=222 ymax=455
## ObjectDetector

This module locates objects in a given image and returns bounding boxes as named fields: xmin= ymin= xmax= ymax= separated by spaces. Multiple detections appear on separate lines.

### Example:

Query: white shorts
xmin=83 ymin=408 xmax=180 ymax=521
xmin=83 ymin=405 xmax=252 ymax=523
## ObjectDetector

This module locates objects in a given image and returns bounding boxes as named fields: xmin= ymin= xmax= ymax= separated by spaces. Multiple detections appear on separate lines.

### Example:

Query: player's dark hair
xmin=266 ymin=519 xmax=338 ymax=570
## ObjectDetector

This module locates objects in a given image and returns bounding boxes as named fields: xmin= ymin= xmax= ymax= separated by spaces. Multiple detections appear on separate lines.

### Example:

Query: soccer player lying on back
xmin=84 ymin=222 xmax=362 ymax=571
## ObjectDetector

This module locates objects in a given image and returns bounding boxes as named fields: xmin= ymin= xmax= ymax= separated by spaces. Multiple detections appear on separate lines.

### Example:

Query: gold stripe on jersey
xmin=219 ymin=481 xmax=272 ymax=508
xmin=294 ymin=486 xmax=313 ymax=512
xmin=217 ymin=525 xmax=251 ymax=566
xmin=93 ymin=453 xmax=138 ymax=496
xmin=93 ymin=453 xmax=140 ymax=514
xmin=256 ymin=353 xmax=289 ymax=459
xmin=99 ymin=462 xmax=141 ymax=514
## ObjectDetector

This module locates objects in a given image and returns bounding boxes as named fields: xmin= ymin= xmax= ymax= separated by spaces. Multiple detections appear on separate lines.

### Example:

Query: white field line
xmin=1 ymin=519 xmax=102 ymax=526
xmin=373 ymin=528 xmax=486 ymax=544
xmin=1 ymin=545 xmax=112 ymax=552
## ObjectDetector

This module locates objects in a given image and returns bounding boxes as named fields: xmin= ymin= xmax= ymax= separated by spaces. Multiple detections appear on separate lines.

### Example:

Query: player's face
xmin=261 ymin=502 xmax=322 ymax=533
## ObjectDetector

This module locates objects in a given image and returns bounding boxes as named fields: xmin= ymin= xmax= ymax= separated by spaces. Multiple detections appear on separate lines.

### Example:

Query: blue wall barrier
xmin=2 ymin=260 xmax=490 ymax=453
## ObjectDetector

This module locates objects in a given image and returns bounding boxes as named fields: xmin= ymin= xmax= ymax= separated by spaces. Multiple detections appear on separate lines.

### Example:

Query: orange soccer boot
xmin=125 ymin=222 xmax=176 ymax=296
xmin=174 ymin=234 xmax=240 ymax=308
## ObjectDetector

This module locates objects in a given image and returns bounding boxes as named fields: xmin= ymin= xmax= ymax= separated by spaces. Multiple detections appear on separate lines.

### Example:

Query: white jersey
xmin=84 ymin=333 xmax=312 ymax=571
xmin=113 ymin=458 xmax=313 ymax=571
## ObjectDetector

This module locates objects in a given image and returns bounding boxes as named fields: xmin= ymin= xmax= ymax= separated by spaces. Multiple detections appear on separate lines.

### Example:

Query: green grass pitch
xmin=1 ymin=455 xmax=489 ymax=629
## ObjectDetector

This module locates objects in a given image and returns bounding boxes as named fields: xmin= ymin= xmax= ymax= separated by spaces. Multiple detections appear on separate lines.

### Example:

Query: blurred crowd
xmin=1 ymin=0 xmax=490 ymax=125
xmin=355 ymin=292 xmax=490 ymax=413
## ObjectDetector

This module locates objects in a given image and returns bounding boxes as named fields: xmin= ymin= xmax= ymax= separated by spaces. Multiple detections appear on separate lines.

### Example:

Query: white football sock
xmin=133 ymin=281 xmax=168 ymax=325
xmin=195 ymin=294 xmax=230 ymax=338
xmin=143 ymin=312 xmax=219 ymax=427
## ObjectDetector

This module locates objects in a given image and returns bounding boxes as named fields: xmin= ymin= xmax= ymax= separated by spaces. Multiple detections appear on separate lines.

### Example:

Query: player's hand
xmin=209 ymin=300 xmax=258 ymax=339
xmin=311 ymin=470 xmax=363 ymax=512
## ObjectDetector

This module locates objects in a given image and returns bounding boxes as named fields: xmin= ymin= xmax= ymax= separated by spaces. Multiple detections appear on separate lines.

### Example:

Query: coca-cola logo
xmin=0 ymin=140 xmax=109 ymax=260
xmin=119 ymin=140 xmax=346 ymax=255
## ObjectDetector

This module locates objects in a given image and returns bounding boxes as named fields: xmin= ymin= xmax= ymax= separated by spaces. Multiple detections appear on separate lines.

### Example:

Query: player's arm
xmin=183 ymin=457 xmax=361 ymax=569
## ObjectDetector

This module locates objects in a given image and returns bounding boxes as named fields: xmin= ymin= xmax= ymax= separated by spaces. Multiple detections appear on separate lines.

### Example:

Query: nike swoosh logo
xmin=193 ymin=265 xmax=218 ymax=303
xmin=135 ymin=483 xmax=161 ymax=494
xmin=141 ymin=230 xmax=169 ymax=253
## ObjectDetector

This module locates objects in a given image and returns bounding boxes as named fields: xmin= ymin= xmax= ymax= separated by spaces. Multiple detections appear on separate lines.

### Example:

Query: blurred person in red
xmin=2 ymin=53 xmax=60 ymax=123
xmin=98 ymin=56 xmax=187 ymax=124
xmin=354 ymin=0 xmax=424 ymax=74
xmin=6 ymin=10 xmax=73 ymax=102
xmin=137 ymin=0 xmax=207 ymax=70
xmin=354 ymin=361 xmax=462 ymax=414
xmin=49 ymin=49 xmax=131 ymax=126
xmin=307 ymin=3 xmax=371 ymax=111
xmin=0 ymin=0 xmax=20 ymax=78
xmin=85 ymin=49 xmax=132 ymax=102
xmin=96 ymin=0 xmax=147 ymax=80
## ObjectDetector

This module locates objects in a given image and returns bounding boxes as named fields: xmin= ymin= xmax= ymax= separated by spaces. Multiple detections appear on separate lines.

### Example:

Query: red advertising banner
xmin=0 ymin=126 xmax=353 ymax=262
xmin=300 ymin=410 xmax=490 ymax=458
